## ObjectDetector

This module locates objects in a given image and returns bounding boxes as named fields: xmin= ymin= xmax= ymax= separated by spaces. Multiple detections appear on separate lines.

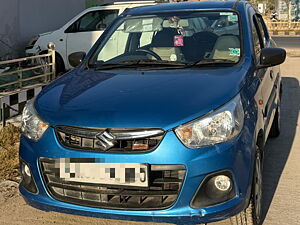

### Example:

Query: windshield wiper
xmin=90 ymin=60 xmax=186 ymax=70
xmin=187 ymin=59 xmax=237 ymax=67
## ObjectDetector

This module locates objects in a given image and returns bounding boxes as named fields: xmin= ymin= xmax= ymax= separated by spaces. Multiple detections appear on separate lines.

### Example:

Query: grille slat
xmin=55 ymin=126 xmax=164 ymax=153
xmin=40 ymin=158 xmax=185 ymax=210
xmin=49 ymin=182 xmax=178 ymax=196
xmin=152 ymin=178 xmax=183 ymax=184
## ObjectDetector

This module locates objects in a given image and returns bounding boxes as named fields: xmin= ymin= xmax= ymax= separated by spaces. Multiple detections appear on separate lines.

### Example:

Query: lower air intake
xmin=40 ymin=158 xmax=185 ymax=210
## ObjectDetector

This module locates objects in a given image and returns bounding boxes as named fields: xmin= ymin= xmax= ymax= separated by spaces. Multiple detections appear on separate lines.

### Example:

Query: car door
xmin=257 ymin=15 xmax=281 ymax=137
xmin=252 ymin=13 xmax=277 ymax=139
xmin=65 ymin=8 xmax=120 ymax=68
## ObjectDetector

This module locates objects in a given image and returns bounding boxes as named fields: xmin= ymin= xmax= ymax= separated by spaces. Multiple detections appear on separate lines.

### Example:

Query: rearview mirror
xmin=257 ymin=48 xmax=286 ymax=69
xmin=68 ymin=52 xmax=86 ymax=67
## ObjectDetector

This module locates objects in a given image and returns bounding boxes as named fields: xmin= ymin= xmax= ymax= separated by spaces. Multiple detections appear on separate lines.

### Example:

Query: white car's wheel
xmin=55 ymin=54 xmax=66 ymax=76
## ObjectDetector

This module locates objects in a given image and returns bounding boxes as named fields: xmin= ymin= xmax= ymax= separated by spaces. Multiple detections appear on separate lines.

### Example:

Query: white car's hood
xmin=39 ymin=31 xmax=54 ymax=37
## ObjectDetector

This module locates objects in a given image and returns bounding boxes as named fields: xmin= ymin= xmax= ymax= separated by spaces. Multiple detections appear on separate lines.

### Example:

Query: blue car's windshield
xmin=89 ymin=11 xmax=241 ymax=68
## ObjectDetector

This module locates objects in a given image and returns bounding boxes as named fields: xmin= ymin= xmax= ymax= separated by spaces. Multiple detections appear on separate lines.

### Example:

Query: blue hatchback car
xmin=19 ymin=1 xmax=286 ymax=225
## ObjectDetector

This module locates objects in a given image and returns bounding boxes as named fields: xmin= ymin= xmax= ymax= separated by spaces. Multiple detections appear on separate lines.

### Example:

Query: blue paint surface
xmin=19 ymin=1 xmax=278 ymax=224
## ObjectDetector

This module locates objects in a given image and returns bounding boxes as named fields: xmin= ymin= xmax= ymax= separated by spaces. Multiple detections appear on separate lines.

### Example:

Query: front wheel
xmin=229 ymin=147 xmax=262 ymax=225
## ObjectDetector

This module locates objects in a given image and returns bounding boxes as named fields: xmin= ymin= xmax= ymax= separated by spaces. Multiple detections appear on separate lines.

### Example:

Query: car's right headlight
xmin=26 ymin=35 xmax=39 ymax=48
xmin=21 ymin=99 xmax=49 ymax=141
xmin=175 ymin=94 xmax=244 ymax=148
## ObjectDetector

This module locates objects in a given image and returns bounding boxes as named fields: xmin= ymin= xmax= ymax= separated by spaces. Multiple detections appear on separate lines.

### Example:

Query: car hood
xmin=39 ymin=31 xmax=54 ymax=37
xmin=35 ymin=66 xmax=250 ymax=130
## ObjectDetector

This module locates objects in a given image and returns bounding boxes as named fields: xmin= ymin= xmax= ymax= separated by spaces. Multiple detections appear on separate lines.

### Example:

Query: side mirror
xmin=68 ymin=52 xmax=86 ymax=67
xmin=257 ymin=47 xmax=286 ymax=69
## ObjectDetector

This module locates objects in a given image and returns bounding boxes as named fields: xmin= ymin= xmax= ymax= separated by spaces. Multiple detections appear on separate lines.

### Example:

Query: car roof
xmin=82 ymin=1 xmax=155 ymax=11
xmin=126 ymin=1 xmax=246 ymax=15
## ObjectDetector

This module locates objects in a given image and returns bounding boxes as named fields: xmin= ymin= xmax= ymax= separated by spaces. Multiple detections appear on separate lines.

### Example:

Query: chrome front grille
xmin=40 ymin=158 xmax=185 ymax=210
xmin=55 ymin=126 xmax=165 ymax=153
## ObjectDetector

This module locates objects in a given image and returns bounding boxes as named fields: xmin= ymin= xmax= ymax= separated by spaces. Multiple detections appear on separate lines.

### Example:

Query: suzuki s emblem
xmin=95 ymin=130 xmax=115 ymax=151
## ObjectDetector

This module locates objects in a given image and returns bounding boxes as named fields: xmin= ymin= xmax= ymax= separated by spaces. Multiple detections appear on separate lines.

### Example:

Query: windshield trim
xmin=86 ymin=9 xmax=245 ymax=70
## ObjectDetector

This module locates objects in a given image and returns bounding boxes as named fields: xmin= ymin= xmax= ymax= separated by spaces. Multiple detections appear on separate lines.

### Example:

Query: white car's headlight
xmin=21 ymin=100 xmax=49 ymax=141
xmin=27 ymin=35 xmax=39 ymax=47
xmin=175 ymin=94 xmax=244 ymax=148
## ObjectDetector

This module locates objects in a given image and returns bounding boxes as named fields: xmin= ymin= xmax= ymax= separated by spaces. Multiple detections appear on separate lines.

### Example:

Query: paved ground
xmin=272 ymin=37 xmax=300 ymax=49
xmin=260 ymin=55 xmax=300 ymax=225
xmin=0 ymin=56 xmax=299 ymax=225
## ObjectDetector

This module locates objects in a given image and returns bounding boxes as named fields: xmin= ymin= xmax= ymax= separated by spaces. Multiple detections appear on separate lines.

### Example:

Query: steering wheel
xmin=135 ymin=49 xmax=162 ymax=61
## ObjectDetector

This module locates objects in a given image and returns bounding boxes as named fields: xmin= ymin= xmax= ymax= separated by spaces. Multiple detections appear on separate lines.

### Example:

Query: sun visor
xmin=124 ymin=18 xmax=163 ymax=33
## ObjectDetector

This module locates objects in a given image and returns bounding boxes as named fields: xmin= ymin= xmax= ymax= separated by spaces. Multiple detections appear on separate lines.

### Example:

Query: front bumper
xmin=25 ymin=45 xmax=40 ymax=56
xmin=19 ymin=122 xmax=256 ymax=224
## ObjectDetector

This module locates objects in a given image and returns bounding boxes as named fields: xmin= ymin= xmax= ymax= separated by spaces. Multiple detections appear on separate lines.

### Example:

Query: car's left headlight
xmin=21 ymin=99 xmax=49 ymax=141
xmin=26 ymin=35 xmax=39 ymax=48
xmin=175 ymin=94 xmax=244 ymax=148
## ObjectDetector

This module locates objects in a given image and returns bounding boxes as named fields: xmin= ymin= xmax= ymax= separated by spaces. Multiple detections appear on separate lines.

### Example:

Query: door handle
xmin=270 ymin=71 xmax=274 ymax=79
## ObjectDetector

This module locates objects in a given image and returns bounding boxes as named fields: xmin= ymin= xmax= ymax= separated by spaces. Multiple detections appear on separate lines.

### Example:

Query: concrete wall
xmin=0 ymin=0 xmax=86 ymax=60
xmin=0 ymin=0 xmax=19 ymax=60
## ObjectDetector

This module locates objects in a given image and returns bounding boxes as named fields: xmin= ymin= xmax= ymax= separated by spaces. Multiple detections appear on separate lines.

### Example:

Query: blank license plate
xmin=59 ymin=160 xmax=148 ymax=187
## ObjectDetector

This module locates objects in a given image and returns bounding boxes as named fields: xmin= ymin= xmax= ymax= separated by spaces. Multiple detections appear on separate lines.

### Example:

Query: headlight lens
xmin=175 ymin=94 xmax=244 ymax=148
xmin=21 ymin=100 xmax=49 ymax=141
xmin=27 ymin=35 xmax=39 ymax=47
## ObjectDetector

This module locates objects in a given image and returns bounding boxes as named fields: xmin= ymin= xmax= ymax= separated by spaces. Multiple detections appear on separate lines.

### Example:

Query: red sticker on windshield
xmin=174 ymin=35 xmax=184 ymax=47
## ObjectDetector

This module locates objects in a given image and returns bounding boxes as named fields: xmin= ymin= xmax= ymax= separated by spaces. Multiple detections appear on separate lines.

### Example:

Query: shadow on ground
xmin=260 ymin=77 xmax=300 ymax=224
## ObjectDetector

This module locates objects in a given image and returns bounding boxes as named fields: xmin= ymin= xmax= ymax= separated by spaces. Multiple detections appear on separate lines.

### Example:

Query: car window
xmin=256 ymin=15 xmax=269 ymax=46
xmin=97 ymin=27 xmax=129 ymax=61
xmin=67 ymin=10 xmax=119 ymax=33
xmin=89 ymin=11 xmax=242 ymax=67
xmin=139 ymin=32 xmax=154 ymax=47
xmin=252 ymin=16 xmax=263 ymax=59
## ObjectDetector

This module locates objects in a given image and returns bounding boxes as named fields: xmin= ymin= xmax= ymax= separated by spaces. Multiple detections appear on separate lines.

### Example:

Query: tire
xmin=269 ymin=103 xmax=281 ymax=138
xmin=55 ymin=54 xmax=66 ymax=77
xmin=38 ymin=51 xmax=65 ymax=78
xmin=229 ymin=147 xmax=262 ymax=225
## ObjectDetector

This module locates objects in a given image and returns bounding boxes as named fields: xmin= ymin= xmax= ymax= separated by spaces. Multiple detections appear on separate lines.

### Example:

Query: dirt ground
xmin=0 ymin=56 xmax=299 ymax=225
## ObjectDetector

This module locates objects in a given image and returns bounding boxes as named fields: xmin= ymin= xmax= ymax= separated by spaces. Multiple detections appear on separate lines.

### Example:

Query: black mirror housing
xmin=258 ymin=47 xmax=286 ymax=69
xmin=68 ymin=52 xmax=86 ymax=67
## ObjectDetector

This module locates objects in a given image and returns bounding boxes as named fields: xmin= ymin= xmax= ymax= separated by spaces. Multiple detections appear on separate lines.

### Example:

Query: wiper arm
xmin=91 ymin=60 xmax=186 ymax=70
xmin=91 ymin=63 xmax=139 ymax=70
xmin=187 ymin=59 xmax=237 ymax=67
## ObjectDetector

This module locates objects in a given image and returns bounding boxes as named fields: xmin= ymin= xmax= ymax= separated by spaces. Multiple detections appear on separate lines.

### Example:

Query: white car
xmin=25 ymin=1 xmax=156 ymax=73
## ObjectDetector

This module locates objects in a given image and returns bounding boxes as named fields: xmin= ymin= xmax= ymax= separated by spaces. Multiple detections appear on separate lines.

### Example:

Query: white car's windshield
xmin=89 ymin=11 xmax=241 ymax=68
